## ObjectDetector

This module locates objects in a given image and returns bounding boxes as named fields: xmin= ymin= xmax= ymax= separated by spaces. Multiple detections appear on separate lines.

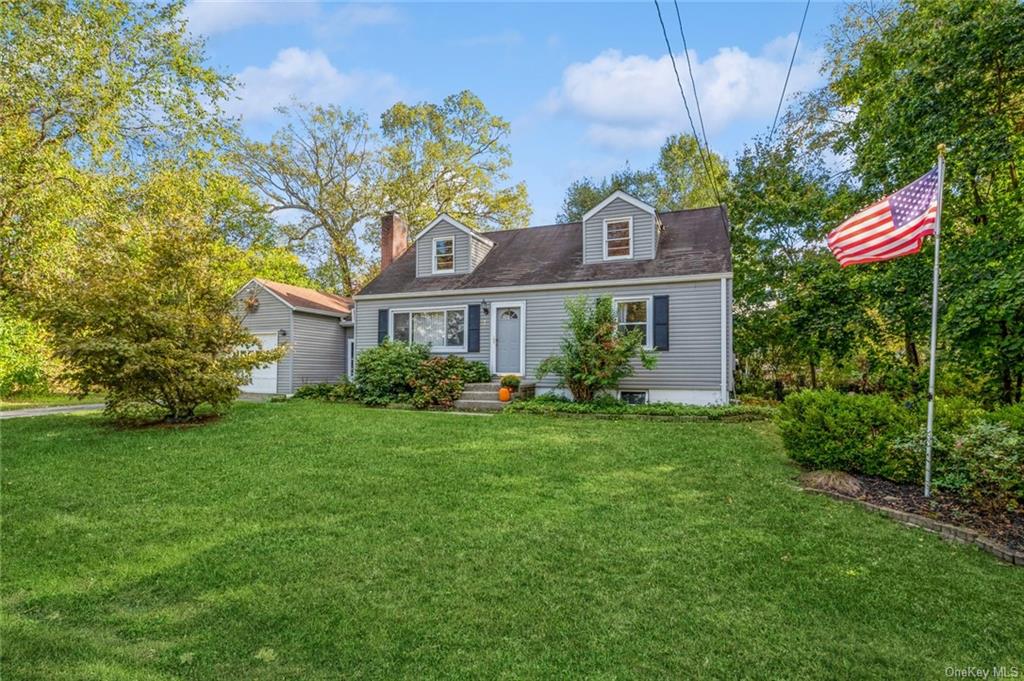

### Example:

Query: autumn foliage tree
xmin=34 ymin=168 xmax=285 ymax=422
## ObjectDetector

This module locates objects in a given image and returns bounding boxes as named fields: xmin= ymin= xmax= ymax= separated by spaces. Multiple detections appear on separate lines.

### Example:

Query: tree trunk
xmin=809 ymin=361 xmax=818 ymax=390
xmin=773 ymin=379 xmax=784 ymax=402
xmin=999 ymin=322 xmax=1013 ymax=404
xmin=904 ymin=327 xmax=919 ymax=368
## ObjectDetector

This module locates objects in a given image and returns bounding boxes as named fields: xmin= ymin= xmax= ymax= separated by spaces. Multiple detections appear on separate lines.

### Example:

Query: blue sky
xmin=187 ymin=1 xmax=842 ymax=225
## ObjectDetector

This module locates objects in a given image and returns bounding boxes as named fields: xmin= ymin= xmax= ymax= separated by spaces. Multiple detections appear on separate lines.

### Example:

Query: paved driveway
xmin=0 ymin=403 xmax=104 ymax=419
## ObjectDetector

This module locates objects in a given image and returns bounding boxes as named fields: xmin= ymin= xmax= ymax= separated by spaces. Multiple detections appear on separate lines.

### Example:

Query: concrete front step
xmin=452 ymin=399 xmax=506 ymax=413
xmin=461 ymin=388 xmax=503 ymax=400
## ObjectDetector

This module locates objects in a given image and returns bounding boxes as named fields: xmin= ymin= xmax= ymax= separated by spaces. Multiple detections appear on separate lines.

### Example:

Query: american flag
xmin=828 ymin=168 xmax=940 ymax=267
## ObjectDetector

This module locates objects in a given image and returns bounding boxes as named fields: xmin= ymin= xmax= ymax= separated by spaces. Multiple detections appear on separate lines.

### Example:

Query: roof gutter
xmin=354 ymin=271 xmax=733 ymax=302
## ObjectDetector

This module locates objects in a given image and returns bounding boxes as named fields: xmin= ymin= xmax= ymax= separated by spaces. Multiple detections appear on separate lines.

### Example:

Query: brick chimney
xmin=380 ymin=211 xmax=408 ymax=270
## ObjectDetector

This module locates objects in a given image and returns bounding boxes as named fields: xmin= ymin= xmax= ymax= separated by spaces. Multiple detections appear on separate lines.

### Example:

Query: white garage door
xmin=242 ymin=332 xmax=279 ymax=394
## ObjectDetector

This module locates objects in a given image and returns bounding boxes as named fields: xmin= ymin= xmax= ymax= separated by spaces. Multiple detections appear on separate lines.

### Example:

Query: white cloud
xmin=183 ymin=2 xmax=401 ymax=38
xmin=227 ymin=47 xmax=402 ymax=120
xmin=183 ymin=1 xmax=318 ymax=36
xmin=547 ymin=35 xmax=822 ymax=151
xmin=313 ymin=3 xmax=402 ymax=39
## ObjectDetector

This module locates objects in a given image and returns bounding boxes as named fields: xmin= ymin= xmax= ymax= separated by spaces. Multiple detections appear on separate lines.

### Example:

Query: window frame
xmin=390 ymin=305 xmax=468 ymax=353
xmin=612 ymin=295 xmax=654 ymax=350
xmin=432 ymin=236 xmax=456 ymax=274
xmin=618 ymin=390 xmax=649 ymax=405
xmin=602 ymin=216 xmax=634 ymax=261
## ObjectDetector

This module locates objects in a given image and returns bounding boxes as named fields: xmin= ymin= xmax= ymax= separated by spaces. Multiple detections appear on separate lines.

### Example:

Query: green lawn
xmin=3 ymin=402 xmax=1021 ymax=679
xmin=0 ymin=393 xmax=104 ymax=411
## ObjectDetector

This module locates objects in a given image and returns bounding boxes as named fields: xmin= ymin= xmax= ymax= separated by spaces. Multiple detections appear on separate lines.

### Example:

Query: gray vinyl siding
xmin=291 ymin=311 xmax=347 ymax=387
xmin=727 ymin=278 xmax=734 ymax=393
xmin=583 ymin=198 xmax=657 ymax=263
xmin=353 ymin=278 xmax=726 ymax=392
xmin=235 ymin=287 xmax=293 ymax=393
xmin=470 ymin=236 xmax=492 ymax=269
xmin=415 ymin=220 xmax=470 ymax=277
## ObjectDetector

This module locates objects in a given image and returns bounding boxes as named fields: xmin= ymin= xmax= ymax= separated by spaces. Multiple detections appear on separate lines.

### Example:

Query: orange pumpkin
xmin=498 ymin=387 xmax=512 ymax=402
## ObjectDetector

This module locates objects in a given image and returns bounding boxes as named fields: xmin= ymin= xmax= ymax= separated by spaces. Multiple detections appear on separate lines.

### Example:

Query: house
xmin=353 ymin=191 xmax=734 ymax=405
xmin=234 ymin=278 xmax=353 ymax=394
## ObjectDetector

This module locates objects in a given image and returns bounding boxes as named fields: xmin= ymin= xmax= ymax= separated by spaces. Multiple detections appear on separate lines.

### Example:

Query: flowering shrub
xmin=409 ymin=356 xmax=465 ymax=408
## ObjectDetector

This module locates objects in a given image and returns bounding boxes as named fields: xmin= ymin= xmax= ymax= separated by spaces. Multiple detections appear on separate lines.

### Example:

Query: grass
xmin=0 ymin=393 xmax=104 ymax=411
xmin=3 ymin=401 xmax=1022 ymax=679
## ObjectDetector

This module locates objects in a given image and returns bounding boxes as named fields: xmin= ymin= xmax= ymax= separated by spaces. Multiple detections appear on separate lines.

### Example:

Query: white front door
xmin=242 ymin=332 xmax=279 ymax=393
xmin=493 ymin=304 xmax=523 ymax=375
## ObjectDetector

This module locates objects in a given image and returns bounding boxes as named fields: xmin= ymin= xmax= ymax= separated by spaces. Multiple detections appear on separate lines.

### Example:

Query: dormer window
xmin=604 ymin=217 xmax=633 ymax=260
xmin=433 ymin=237 xmax=454 ymax=273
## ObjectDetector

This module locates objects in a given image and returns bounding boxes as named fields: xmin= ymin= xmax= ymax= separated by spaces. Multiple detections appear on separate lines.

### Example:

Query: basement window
xmin=619 ymin=391 xmax=648 ymax=405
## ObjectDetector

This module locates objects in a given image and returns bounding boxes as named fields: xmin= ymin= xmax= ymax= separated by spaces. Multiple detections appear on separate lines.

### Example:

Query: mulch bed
xmin=848 ymin=475 xmax=1024 ymax=553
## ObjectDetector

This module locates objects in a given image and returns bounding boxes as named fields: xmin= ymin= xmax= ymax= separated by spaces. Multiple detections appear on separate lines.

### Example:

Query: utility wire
xmin=671 ymin=0 xmax=721 ymax=203
xmin=768 ymin=0 xmax=811 ymax=144
xmin=651 ymin=0 xmax=724 ymax=208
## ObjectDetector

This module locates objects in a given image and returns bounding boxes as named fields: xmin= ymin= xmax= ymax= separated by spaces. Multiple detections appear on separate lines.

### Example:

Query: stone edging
xmin=803 ymin=487 xmax=1024 ymax=566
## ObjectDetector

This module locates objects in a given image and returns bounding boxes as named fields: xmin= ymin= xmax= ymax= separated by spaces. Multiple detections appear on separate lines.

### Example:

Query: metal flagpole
xmin=923 ymin=144 xmax=946 ymax=498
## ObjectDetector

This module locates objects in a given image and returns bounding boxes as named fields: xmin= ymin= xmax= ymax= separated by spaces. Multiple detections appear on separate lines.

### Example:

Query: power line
xmin=671 ymin=0 xmax=718 ymax=199
xmin=653 ymin=0 xmax=724 ymax=209
xmin=768 ymin=0 xmax=811 ymax=144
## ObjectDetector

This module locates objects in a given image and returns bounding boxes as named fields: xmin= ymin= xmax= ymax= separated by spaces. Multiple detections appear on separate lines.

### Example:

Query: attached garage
xmin=234 ymin=279 xmax=353 ymax=395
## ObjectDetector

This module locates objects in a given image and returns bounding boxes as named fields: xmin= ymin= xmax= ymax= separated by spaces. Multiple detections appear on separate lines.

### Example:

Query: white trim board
xmin=603 ymin=216 xmax=634 ymax=261
xmin=390 ymin=305 xmax=469 ymax=353
xmin=489 ymin=301 xmax=526 ymax=376
xmin=412 ymin=214 xmax=494 ymax=246
xmin=581 ymin=190 xmax=656 ymax=223
xmin=612 ymin=295 xmax=653 ymax=351
xmin=355 ymin=272 xmax=733 ymax=301
xmin=431 ymin=236 xmax=456 ymax=275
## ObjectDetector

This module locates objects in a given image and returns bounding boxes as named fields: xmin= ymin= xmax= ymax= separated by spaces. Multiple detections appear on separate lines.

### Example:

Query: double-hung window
xmin=391 ymin=307 xmax=466 ymax=351
xmin=604 ymin=217 xmax=633 ymax=259
xmin=614 ymin=296 xmax=652 ymax=349
xmin=433 ymin=237 xmax=454 ymax=273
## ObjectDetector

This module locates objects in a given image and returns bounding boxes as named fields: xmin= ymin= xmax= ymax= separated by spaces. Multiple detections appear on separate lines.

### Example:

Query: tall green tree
xmin=379 ymin=90 xmax=531 ymax=236
xmin=0 ymin=0 xmax=232 ymax=291
xmin=557 ymin=134 xmax=728 ymax=222
xmin=231 ymin=103 xmax=380 ymax=295
xmin=809 ymin=0 xmax=1024 ymax=403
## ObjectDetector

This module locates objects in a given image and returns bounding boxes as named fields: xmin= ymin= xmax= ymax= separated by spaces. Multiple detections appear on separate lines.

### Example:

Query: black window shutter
xmin=653 ymin=295 xmax=669 ymax=350
xmin=377 ymin=308 xmax=389 ymax=344
xmin=467 ymin=304 xmax=481 ymax=353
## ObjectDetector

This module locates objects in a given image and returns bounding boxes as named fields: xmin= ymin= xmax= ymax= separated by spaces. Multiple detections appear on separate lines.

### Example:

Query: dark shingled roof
xmin=358 ymin=206 xmax=731 ymax=296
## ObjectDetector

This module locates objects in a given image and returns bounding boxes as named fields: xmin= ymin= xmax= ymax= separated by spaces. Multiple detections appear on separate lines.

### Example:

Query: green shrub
xmin=0 ymin=310 xmax=52 ymax=397
xmin=355 ymin=340 xmax=429 ymax=406
xmin=985 ymin=402 xmax=1024 ymax=434
xmin=293 ymin=383 xmax=335 ymax=400
xmin=500 ymin=375 xmax=521 ymax=391
xmin=505 ymin=394 xmax=773 ymax=420
xmin=328 ymin=381 xmax=358 ymax=402
xmin=409 ymin=356 xmax=466 ymax=409
xmin=459 ymin=359 xmax=492 ymax=384
xmin=945 ymin=422 xmax=1024 ymax=512
xmin=535 ymin=296 xmax=656 ymax=402
xmin=776 ymin=390 xmax=915 ymax=476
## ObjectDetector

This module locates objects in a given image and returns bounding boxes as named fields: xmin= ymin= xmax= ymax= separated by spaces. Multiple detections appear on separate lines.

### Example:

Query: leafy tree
xmin=808 ymin=0 xmax=1024 ymax=403
xmin=231 ymin=104 xmax=380 ymax=295
xmin=556 ymin=134 xmax=728 ymax=222
xmin=33 ymin=167 xmax=284 ymax=422
xmin=379 ymin=90 xmax=531 ymax=236
xmin=557 ymin=165 xmax=660 ymax=223
xmin=655 ymin=133 xmax=729 ymax=211
xmin=536 ymin=296 xmax=656 ymax=402
xmin=0 ymin=0 xmax=232 ymax=292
